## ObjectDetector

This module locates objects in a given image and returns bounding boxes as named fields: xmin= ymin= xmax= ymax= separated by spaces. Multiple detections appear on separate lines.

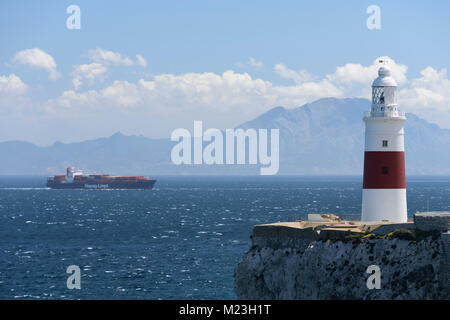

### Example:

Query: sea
xmin=0 ymin=175 xmax=449 ymax=299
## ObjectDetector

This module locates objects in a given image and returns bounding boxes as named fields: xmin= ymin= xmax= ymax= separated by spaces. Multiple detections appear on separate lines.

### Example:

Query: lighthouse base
xmin=362 ymin=188 xmax=407 ymax=222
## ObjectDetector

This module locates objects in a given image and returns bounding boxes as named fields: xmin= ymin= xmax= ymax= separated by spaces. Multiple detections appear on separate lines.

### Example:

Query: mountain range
xmin=1 ymin=97 xmax=450 ymax=175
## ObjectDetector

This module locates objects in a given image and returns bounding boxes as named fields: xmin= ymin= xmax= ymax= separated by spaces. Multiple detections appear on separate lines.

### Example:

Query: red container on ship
xmin=46 ymin=168 xmax=156 ymax=189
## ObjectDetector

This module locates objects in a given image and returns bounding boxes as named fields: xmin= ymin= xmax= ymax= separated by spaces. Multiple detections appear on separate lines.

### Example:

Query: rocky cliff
xmin=234 ymin=213 xmax=450 ymax=299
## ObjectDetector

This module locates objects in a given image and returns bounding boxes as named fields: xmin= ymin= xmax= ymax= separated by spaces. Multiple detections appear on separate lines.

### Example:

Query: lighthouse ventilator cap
xmin=372 ymin=65 xmax=398 ymax=87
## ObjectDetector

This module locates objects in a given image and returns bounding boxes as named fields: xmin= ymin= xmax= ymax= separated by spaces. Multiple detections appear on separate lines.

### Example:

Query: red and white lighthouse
xmin=361 ymin=64 xmax=407 ymax=222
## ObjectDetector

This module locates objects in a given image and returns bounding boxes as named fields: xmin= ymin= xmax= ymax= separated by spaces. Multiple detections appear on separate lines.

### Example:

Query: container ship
xmin=46 ymin=168 xmax=156 ymax=189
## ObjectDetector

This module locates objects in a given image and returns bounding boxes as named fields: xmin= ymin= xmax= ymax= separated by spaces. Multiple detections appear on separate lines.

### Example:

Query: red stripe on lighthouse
xmin=363 ymin=151 xmax=406 ymax=189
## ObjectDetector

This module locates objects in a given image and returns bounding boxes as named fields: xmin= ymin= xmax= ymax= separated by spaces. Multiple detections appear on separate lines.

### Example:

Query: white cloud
xmin=398 ymin=67 xmax=450 ymax=123
xmin=0 ymin=74 xmax=30 ymax=113
xmin=274 ymin=64 xmax=313 ymax=84
xmin=0 ymin=74 xmax=28 ymax=94
xmin=46 ymin=71 xmax=273 ymax=115
xmin=249 ymin=57 xmax=264 ymax=69
xmin=5 ymin=55 xmax=450 ymax=144
xmin=44 ymin=81 xmax=142 ymax=111
xmin=138 ymin=71 xmax=274 ymax=114
xmin=327 ymin=56 xmax=408 ymax=87
xmin=102 ymin=80 xmax=142 ymax=106
xmin=44 ymin=55 xmax=450 ymax=128
xmin=272 ymin=56 xmax=414 ymax=115
xmin=317 ymin=57 xmax=449 ymax=126
xmin=43 ymin=69 xmax=345 ymax=125
xmin=136 ymin=54 xmax=148 ymax=68
xmin=88 ymin=48 xmax=147 ymax=67
xmin=70 ymin=49 xmax=147 ymax=90
xmin=276 ymin=57 xmax=408 ymax=101
xmin=236 ymin=57 xmax=264 ymax=70
xmin=45 ymin=89 xmax=100 ymax=110
xmin=327 ymin=63 xmax=376 ymax=86
xmin=72 ymin=63 xmax=107 ymax=90
xmin=272 ymin=80 xmax=344 ymax=107
xmin=12 ymin=48 xmax=60 ymax=80
xmin=41 ymin=57 xmax=414 ymax=117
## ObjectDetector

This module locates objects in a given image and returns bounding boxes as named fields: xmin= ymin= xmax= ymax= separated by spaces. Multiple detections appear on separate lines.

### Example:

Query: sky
xmin=0 ymin=0 xmax=449 ymax=145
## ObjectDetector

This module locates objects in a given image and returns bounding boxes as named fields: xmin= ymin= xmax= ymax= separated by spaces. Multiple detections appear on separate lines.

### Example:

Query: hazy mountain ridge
xmin=1 ymin=97 xmax=450 ymax=175
xmin=238 ymin=98 xmax=368 ymax=174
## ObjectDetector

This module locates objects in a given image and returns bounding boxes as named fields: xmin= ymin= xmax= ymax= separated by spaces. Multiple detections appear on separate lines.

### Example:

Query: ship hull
xmin=46 ymin=180 xmax=156 ymax=190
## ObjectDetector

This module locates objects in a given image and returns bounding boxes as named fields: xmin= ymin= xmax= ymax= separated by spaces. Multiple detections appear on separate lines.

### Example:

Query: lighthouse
xmin=361 ymin=64 xmax=407 ymax=223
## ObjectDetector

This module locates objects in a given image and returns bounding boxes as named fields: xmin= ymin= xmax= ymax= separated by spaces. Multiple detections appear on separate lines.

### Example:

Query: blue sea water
xmin=0 ymin=175 xmax=449 ymax=299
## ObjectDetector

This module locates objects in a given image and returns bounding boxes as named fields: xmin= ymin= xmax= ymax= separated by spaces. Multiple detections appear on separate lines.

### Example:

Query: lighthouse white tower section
xmin=361 ymin=65 xmax=407 ymax=223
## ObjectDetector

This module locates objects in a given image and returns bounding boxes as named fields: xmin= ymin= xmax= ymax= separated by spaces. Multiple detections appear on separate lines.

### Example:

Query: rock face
xmin=234 ymin=213 xmax=450 ymax=300
xmin=414 ymin=212 xmax=450 ymax=231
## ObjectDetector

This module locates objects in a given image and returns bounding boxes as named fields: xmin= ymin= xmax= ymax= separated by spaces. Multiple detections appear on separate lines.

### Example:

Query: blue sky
xmin=1 ymin=1 xmax=449 ymax=145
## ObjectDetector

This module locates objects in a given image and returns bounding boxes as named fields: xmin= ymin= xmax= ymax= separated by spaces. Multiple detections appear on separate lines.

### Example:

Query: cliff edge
xmin=234 ymin=212 xmax=450 ymax=299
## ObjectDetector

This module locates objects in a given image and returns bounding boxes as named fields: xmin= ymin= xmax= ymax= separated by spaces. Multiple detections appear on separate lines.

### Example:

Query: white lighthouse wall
xmin=364 ymin=119 xmax=405 ymax=152
xmin=361 ymin=188 xmax=407 ymax=222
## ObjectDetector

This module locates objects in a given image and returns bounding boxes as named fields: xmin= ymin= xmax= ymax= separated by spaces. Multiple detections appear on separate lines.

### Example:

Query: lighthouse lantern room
xmin=361 ymin=62 xmax=407 ymax=223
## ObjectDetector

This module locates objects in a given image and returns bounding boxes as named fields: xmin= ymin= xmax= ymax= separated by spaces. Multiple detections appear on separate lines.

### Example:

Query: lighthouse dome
xmin=372 ymin=65 xmax=397 ymax=87
xmin=378 ymin=66 xmax=390 ymax=77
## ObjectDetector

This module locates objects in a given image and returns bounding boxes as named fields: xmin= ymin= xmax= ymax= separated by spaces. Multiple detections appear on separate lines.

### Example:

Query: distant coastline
xmin=1 ymin=98 xmax=450 ymax=176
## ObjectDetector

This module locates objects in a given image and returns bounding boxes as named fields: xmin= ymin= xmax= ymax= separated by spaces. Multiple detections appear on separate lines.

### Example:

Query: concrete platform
xmin=252 ymin=213 xmax=449 ymax=244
